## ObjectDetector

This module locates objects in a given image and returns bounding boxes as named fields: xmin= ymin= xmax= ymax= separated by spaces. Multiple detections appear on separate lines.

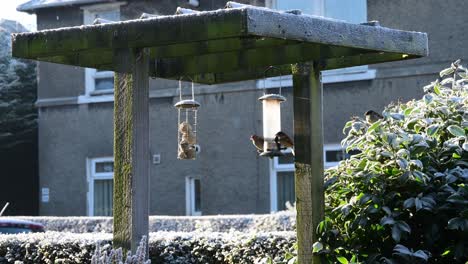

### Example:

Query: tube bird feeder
xmin=259 ymin=66 xmax=286 ymax=157
xmin=175 ymin=79 xmax=200 ymax=160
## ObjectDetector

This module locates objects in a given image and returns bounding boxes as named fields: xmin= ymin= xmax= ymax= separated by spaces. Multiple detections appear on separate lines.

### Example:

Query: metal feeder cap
xmin=174 ymin=99 xmax=201 ymax=109
xmin=258 ymin=94 xmax=286 ymax=102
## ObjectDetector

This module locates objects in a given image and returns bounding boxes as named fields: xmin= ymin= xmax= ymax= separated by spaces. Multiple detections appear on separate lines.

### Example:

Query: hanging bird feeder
xmin=175 ymin=78 xmax=200 ymax=160
xmin=259 ymin=66 xmax=286 ymax=157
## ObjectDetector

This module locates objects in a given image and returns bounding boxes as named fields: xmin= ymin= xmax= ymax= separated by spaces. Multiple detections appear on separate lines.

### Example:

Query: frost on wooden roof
xmin=11 ymin=2 xmax=428 ymax=84
xmin=17 ymin=0 xmax=110 ymax=13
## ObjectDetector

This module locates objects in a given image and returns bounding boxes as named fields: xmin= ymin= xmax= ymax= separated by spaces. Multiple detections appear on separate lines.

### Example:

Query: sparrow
xmin=250 ymin=134 xmax=264 ymax=153
xmin=274 ymin=136 xmax=282 ymax=152
xmin=365 ymin=110 xmax=383 ymax=124
xmin=179 ymin=122 xmax=196 ymax=144
xmin=275 ymin=131 xmax=295 ymax=156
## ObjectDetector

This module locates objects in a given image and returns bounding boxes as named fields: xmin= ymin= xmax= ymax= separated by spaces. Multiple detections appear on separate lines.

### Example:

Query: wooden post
xmin=292 ymin=62 xmax=324 ymax=264
xmin=113 ymin=48 xmax=150 ymax=254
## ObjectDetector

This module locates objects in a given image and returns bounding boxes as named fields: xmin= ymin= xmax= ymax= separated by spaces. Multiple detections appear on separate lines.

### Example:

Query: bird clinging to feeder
xmin=275 ymin=131 xmax=295 ymax=156
xmin=178 ymin=121 xmax=197 ymax=159
xmin=250 ymin=134 xmax=264 ymax=153
xmin=175 ymin=78 xmax=200 ymax=160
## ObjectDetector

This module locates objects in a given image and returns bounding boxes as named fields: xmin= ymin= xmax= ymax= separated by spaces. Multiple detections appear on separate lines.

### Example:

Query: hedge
xmin=0 ymin=231 xmax=296 ymax=263
xmin=12 ymin=212 xmax=295 ymax=233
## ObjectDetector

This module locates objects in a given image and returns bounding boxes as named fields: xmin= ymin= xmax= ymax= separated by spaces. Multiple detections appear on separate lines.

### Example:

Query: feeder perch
xmin=175 ymin=80 xmax=200 ymax=160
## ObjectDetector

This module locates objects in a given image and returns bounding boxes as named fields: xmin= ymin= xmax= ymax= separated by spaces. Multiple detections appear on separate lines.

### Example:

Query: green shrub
xmin=316 ymin=61 xmax=468 ymax=263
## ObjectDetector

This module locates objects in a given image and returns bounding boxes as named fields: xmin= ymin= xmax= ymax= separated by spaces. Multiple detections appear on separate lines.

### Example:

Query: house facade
xmin=18 ymin=0 xmax=467 ymax=216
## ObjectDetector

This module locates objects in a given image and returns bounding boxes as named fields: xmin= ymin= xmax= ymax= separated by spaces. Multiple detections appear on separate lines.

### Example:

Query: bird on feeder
xmin=365 ymin=110 xmax=383 ymax=124
xmin=179 ymin=122 xmax=196 ymax=144
xmin=250 ymin=134 xmax=264 ymax=153
xmin=178 ymin=121 xmax=197 ymax=159
xmin=275 ymin=131 xmax=294 ymax=156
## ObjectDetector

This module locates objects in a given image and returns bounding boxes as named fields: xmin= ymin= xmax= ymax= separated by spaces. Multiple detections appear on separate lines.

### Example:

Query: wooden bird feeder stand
xmin=12 ymin=2 xmax=427 ymax=263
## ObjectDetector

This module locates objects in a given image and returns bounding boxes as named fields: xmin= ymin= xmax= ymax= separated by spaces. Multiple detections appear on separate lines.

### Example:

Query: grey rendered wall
xmin=36 ymin=7 xmax=85 ymax=100
xmin=38 ymin=86 xmax=270 ymax=216
xmin=38 ymin=104 xmax=113 ymax=215
xmin=368 ymin=0 xmax=468 ymax=70
xmin=148 ymin=87 xmax=270 ymax=215
xmin=36 ymin=0 xmax=271 ymax=216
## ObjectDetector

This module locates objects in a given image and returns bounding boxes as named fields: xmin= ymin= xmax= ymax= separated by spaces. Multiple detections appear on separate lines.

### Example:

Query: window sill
xmin=89 ymin=89 xmax=114 ymax=96
xmin=322 ymin=69 xmax=376 ymax=84
xmin=77 ymin=94 xmax=114 ymax=104
xmin=259 ymin=69 xmax=376 ymax=89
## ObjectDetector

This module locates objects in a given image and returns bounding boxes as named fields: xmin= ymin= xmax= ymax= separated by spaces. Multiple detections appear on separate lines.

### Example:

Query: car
xmin=0 ymin=219 xmax=45 ymax=234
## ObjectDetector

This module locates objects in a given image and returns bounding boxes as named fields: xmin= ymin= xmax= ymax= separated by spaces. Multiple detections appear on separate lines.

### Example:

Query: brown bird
xmin=250 ymin=134 xmax=264 ymax=153
xmin=365 ymin=110 xmax=383 ymax=124
xmin=275 ymin=131 xmax=295 ymax=156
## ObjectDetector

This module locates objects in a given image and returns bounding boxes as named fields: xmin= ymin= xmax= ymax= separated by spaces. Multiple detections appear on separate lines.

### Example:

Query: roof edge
xmin=17 ymin=0 xmax=112 ymax=13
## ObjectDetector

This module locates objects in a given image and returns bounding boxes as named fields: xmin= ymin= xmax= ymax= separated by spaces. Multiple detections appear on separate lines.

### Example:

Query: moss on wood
xmin=113 ymin=72 xmax=134 ymax=252
xmin=292 ymin=62 xmax=324 ymax=264
xmin=12 ymin=9 xmax=248 ymax=59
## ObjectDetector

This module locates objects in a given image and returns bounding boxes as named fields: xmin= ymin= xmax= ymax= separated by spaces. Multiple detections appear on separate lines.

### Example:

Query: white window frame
xmin=269 ymin=144 xmax=347 ymax=211
xmin=86 ymin=157 xmax=114 ymax=216
xmin=269 ymin=149 xmax=294 ymax=212
xmin=262 ymin=0 xmax=375 ymax=89
xmin=79 ymin=3 xmax=125 ymax=104
xmin=323 ymin=143 xmax=344 ymax=168
xmin=185 ymin=177 xmax=202 ymax=216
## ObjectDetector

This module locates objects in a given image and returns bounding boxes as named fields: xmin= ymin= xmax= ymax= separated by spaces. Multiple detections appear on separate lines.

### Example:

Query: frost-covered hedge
xmin=12 ymin=212 xmax=295 ymax=233
xmin=0 ymin=231 xmax=296 ymax=263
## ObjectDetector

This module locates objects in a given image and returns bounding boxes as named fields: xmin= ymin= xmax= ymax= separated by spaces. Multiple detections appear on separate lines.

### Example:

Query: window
xmin=87 ymin=157 xmax=114 ymax=216
xmin=323 ymin=144 xmax=352 ymax=168
xmin=322 ymin=0 xmax=372 ymax=80
xmin=269 ymin=145 xmax=358 ymax=211
xmin=273 ymin=0 xmax=323 ymax=15
xmin=262 ymin=0 xmax=374 ymax=88
xmin=185 ymin=177 xmax=201 ymax=216
xmin=269 ymin=150 xmax=295 ymax=211
xmin=82 ymin=4 xmax=122 ymax=96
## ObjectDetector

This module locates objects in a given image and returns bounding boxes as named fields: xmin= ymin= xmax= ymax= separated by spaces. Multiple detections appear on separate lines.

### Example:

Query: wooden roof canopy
xmin=12 ymin=2 xmax=428 ymax=84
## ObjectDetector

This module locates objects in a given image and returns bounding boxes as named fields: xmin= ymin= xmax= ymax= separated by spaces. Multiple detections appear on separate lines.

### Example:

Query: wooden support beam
xmin=179 ymin=51 xmax=413 ymax=84
xmin=182 ymin=64 xmax=293 ymax=84
xmin=37 ymin=49 xmax=113 ymax=69
xmin=292 ymin=62 xmax=324 ymax=264
xmin=12 ymin=9 xmax=247 ymax=59
xmin=155 ymin=43 xmax=371 ymax=78
xmin=113 ymin=48 xmax=150 ymax=254
xmin=35 ymin=48 xmax=410 ymax=82
xmin=150 ymin=37 xmax=297 ymax=59
xmin=246 ymin=8 xmax=428 ymax=57
xmin=323 ymin=51 xmax=415 ymax=70
xmin=36 ymin=37 xmax=298 ymax=72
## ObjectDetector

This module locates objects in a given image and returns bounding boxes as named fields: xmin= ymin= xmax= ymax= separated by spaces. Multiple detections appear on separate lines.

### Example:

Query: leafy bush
xmin=316 ymin=61 xmax=468 ymax=263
